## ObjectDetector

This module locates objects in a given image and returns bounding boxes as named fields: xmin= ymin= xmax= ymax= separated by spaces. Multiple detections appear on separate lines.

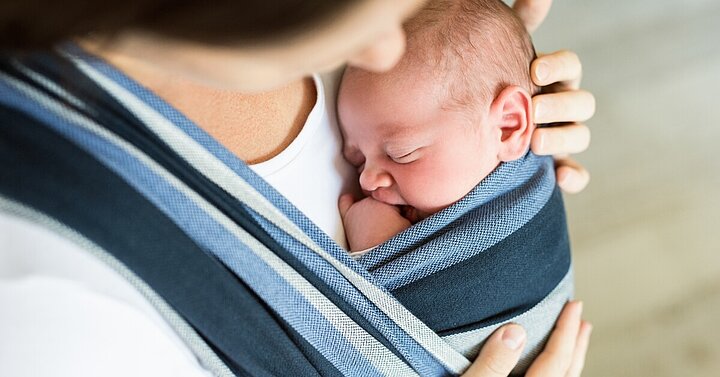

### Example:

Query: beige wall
xmin=532 ymin=0 xmax=720 ymax=375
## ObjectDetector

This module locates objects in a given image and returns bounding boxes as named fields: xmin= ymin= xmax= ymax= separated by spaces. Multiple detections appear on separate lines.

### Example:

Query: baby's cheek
xmin=400 ymin=164 xmax=464 ymax=213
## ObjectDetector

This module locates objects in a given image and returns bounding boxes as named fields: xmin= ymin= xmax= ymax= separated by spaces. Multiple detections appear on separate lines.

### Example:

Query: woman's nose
xmin=348 ymin=25 xmax=407 ymax=72
xmin=359 ymin=166 xmax=393 ymax=192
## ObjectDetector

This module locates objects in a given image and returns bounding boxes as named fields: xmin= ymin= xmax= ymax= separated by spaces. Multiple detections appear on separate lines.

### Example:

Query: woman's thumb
xmin=462 ymin=324 xmax=527 ymax=377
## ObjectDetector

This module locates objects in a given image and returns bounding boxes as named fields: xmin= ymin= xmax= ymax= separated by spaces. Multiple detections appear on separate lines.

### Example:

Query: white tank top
xmin=250 ymin=72 xmax=356 ymax=249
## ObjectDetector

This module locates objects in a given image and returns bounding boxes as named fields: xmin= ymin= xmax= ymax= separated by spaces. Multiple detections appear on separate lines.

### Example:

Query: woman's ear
xmin=488 ymin=86 xmax=534 ymax=162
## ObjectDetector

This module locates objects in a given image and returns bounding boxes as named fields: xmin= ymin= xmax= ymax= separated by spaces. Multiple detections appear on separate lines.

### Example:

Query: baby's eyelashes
xmin=388 ymin=149 xmax=420 ymax=164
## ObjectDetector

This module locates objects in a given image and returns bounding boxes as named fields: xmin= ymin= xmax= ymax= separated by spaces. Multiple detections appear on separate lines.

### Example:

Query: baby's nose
xmin=359 ymin=167 xmax=393 ymax=192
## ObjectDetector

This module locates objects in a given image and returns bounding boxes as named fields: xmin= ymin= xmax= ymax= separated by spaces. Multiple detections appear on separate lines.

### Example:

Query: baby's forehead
xmin=347 ymin=58 xmax=439 ymax=87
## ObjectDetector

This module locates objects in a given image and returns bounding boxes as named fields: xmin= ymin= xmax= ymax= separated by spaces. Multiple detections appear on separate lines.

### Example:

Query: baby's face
xmin=338 ymin=66 xmax=502 ymax=218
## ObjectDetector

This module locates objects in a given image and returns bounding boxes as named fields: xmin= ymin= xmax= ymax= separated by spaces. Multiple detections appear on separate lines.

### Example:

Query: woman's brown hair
xmin=0 ymin=0 xmax=359 ymax=50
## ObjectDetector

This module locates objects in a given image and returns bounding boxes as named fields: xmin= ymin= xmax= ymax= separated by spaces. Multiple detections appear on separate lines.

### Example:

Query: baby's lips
xmin=400 ymin=205 xmax=419 ymax=223
xmin=370 ymin=188 xmax=402 ymax=206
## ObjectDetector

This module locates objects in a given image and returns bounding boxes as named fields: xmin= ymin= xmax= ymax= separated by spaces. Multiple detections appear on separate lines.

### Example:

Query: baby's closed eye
xmin=389 ymin=148 xmax=421 ymax=164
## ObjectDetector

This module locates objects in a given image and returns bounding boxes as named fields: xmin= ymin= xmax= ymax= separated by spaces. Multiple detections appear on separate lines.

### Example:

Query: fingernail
xmin=502 ymin=325 xmax=526 ymax=350
xmin=535 ymin=62 xmax=550 ymax=83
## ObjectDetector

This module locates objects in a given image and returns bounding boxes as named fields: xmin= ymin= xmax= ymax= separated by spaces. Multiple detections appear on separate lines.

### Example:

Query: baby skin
xmin=337 ymin=0 xmax=538 ymax=252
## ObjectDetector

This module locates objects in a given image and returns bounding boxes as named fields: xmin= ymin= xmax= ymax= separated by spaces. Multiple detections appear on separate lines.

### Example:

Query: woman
xmin=0 ymin=0 xmax=593 ymax=375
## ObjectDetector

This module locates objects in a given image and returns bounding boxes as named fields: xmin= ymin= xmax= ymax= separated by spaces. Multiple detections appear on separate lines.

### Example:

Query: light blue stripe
xmin=247 ymin=213 xmax=449 ymax=376
xmin=61 ymin=49 xmax=468 ymax=374
xmin=0 ymin=76 xmax=395 ymax=376
xmin=8 ymin=46 xmax=563 ymax=376
xmin=365 ymin=155 xmax=555 ymax=290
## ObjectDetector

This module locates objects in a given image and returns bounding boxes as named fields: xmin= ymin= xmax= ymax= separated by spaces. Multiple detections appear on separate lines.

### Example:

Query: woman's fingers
xmin=542 ymin=301 xmax=583 ymax=363
xmin=530 ymin=49 xmax=592 ymax=194
xmin=565 ymin=321 xmax=593 ymax=377
xmin=531 ymin=50 xmax=582 ymax=89
xmin=462 ymin=324 xmax=527 ymax=377
xmin=555 ymin=158 xmax=591 ymax=194
xmin=531 ymin=123 xmax=591 ymax=194
xmin=533 ymin=90 xmax=596 ymax=124
xmin=526 ymin=301 xmax=584 ymax=377
xmin=512 ymin=0 xmax=553 ymax=33
xmin=531 ymin=124 xmax=590 ymax=156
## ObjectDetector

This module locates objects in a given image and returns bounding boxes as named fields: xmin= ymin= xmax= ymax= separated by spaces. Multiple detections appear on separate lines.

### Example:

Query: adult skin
xmin=77 ymin=0 xmax=594 ymax=375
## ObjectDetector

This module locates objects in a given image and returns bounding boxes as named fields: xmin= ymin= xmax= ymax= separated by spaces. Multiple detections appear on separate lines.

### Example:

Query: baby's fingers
xmin=338 ymin=194 xmax=357 ymax=220
xmin=531 ymin=50 xmax=582 ymax=89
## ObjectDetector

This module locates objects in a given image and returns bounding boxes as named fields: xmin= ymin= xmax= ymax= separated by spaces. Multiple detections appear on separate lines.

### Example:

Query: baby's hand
xmin=338 ymin=194 xmax=412 ymax=252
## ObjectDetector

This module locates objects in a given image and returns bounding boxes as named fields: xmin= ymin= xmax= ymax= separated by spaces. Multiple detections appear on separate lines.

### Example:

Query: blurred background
xmin=530 ymin=0 xmax=720 ymax=375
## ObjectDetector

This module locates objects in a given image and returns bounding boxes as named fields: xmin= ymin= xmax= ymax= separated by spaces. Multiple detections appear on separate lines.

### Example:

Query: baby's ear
xmin=489 ymin=86 xmax=534 ymax=162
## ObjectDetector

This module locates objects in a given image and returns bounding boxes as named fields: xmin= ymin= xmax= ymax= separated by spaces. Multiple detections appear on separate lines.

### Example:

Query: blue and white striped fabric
xmin=0 ymin=45 xmax=572 ymax=376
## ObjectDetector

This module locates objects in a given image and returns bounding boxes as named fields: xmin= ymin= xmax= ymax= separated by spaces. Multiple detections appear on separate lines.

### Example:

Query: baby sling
xmin=0 ymin=45 xmax=572 ymax=376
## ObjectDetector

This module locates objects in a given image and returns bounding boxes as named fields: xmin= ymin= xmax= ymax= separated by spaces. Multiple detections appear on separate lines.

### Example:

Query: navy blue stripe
xmin=2 ymin=49 xmax=571 ymax=372
xmin=393 ymin=187 xmax=571 ymax=335
xmin=0 ymin=104 xmax=339 ymax=377
xmin=3 ymin=50 xmax=412 ymax=366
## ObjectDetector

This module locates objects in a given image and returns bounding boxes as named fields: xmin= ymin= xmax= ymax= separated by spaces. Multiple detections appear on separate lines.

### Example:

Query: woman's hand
xmin=512 ymin=0 xmax=553 ymax=33
xmin=530 ymin=51 xmax=594 ymax=194
xmin=462 ymin=301 xmax=592 ymax=377
xmin=512 ymin=0 xmax=595 ymax=194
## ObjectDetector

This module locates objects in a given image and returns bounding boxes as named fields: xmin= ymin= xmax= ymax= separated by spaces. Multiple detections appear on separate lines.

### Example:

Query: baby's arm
xmin=338 ymin=194 xmax=411 ymax=252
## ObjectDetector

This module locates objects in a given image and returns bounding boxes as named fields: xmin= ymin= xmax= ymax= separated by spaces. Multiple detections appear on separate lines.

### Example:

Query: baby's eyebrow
xmin=383 ymin=129 xmax=425 ymax=151
xmin=383 ymin=124 xmax=417 ymax=139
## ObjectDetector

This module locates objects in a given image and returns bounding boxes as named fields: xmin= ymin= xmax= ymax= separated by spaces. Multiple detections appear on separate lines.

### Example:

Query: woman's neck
xmin=82 ymin=42 xmax=316 ymax=164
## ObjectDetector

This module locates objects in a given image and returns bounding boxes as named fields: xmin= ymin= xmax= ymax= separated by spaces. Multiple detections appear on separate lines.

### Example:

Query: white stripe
xmin=0 ymin=71 xmax=416 ymax=377
xmin=66 ymin=54 xmax=471 ymax=374
xmin=11 ymin=59 xmax=89 ymax=112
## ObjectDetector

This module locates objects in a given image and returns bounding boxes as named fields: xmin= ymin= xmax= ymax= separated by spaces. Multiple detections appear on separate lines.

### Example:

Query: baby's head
xmin=338 ymin=0 xmax=538 ymax=219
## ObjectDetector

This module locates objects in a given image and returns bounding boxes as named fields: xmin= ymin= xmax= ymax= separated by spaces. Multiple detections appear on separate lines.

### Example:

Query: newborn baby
xmin=338 ymin=0 xmax=538 ymax=252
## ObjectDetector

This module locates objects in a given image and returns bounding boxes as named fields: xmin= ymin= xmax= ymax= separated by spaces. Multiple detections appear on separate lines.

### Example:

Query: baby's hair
xmin=403 ymin=0 xmax=539 ymax=112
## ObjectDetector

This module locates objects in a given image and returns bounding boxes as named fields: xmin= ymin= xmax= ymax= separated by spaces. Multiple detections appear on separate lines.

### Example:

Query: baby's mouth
xmin=400 ymin=205 xmax=420 ymax=224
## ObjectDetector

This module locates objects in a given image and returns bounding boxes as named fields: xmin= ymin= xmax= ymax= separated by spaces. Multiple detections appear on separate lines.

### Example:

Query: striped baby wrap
xmin=0 ymin=45 xmax=572 ymax=376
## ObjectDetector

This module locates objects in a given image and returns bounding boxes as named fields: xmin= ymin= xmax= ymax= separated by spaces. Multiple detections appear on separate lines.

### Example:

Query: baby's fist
xmin=339 ymin=194 xmax=412 ymax=251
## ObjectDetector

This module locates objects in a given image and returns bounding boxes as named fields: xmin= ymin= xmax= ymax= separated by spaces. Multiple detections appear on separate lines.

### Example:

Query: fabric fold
xmin=0 ymin=46 xmax=572 ymax=376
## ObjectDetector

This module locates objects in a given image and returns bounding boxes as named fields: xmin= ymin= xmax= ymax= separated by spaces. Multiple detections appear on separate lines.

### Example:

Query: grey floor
xmin=530 ymin=1 xmax=720 ymax=376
